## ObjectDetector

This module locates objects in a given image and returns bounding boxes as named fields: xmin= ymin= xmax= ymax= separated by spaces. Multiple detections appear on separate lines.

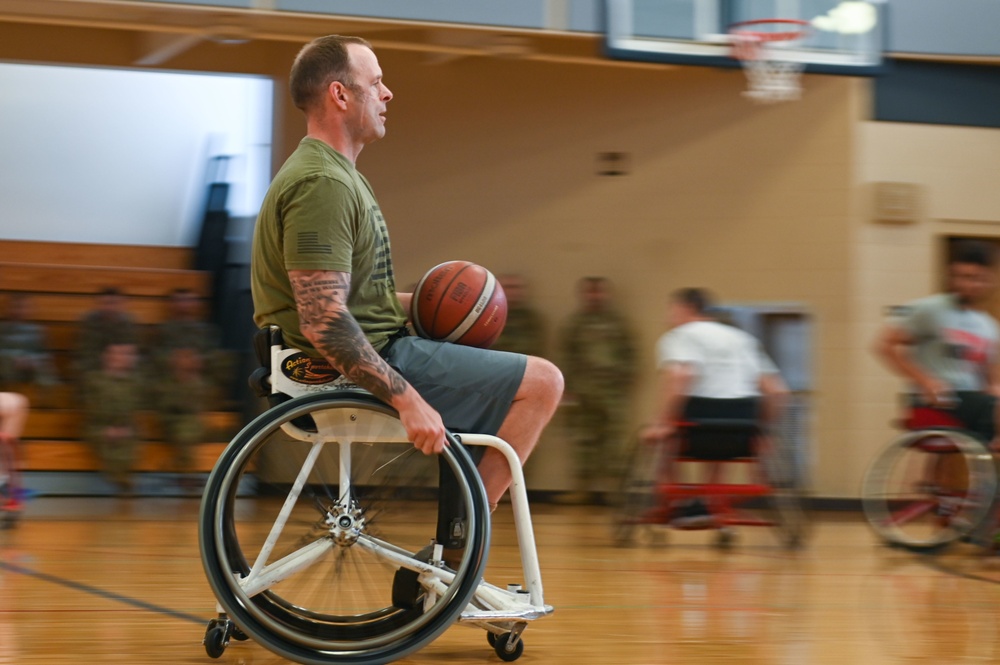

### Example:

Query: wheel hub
xmin=326 ymin=504 xmax=365 ymax=546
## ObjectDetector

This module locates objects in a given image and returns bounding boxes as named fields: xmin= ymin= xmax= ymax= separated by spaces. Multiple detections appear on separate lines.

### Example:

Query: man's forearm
xmin=306 ymin=312 xmax=408 ymax=404
xmin=292 ymin=271 xmax=409 ymax=405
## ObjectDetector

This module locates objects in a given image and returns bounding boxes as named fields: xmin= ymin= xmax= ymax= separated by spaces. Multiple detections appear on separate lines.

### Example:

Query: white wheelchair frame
xmin=204 ymin=338 xmax=553 ymax=661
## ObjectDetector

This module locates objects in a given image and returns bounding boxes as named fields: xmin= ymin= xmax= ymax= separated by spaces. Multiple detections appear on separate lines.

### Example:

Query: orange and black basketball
xmin=411 ymin=261 xmax=507 ymax=348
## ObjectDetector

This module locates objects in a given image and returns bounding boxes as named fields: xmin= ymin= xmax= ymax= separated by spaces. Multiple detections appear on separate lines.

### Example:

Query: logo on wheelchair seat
xmin=282 ymin=352 xmax=341 ymax=384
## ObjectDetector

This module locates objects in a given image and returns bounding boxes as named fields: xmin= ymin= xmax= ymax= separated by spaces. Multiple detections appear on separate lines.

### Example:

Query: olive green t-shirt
xmin=251 ymin=138 xmax=407 ymax=355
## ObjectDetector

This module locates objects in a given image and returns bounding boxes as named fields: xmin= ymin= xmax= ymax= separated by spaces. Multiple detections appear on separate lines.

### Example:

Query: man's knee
xmin=521 ymin=356 xmax=564 ymax=407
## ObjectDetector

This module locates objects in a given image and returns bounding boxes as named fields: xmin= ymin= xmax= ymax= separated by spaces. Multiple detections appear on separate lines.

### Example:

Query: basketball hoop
xmin=728 ymin=19 xmax=811 ymax=103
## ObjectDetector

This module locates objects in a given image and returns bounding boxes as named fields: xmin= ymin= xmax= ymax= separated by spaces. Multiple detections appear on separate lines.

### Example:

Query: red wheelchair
xmin=613 ymin=402 xmax=807 ymax=549
xmin=861 ymin=401 xmax=998 ymax=552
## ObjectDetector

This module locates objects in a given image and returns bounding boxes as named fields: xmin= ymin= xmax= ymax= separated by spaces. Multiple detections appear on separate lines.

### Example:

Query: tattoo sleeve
xmin=290 ymin=270 xmax=409 ymax=403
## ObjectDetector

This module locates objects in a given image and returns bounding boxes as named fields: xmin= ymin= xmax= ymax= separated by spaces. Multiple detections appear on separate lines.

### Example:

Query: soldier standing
xmin=0 ymin=293 xmax=59 ymax=390
xmin=492 ymin=274 xmax=546 ymax=358
xmin=559 ymin=277 xmax=637 ymax=500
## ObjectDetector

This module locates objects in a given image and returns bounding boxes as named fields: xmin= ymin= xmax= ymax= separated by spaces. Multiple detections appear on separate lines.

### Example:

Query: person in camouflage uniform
xmin=149 ymin=288 xmax=236 ymax=409
xmin=83 ymin=342 xmax=144 ymax=494
xmin=156 ymin=346 xmax=209 ymax=485
xmin=0 ymin=293 xmax=59 ymax=389
xmin=75 ymin=287 xmax=139 ymax=377
xmin=492 ymin=274 xmax=546 ymax=358
xmin=559 ymin=277 xmax=638 ymax=497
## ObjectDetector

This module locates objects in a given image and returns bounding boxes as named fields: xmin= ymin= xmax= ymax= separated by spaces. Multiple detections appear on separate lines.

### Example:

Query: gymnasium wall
xmin=0 ymin=18 xmax=946 ymax=498
xmin=349 ymin=55 xmax=859 ymax=495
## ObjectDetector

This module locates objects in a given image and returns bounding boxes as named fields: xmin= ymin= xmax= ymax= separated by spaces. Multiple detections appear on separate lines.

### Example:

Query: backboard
xmin=604 ymin=0 xmax=887 ymax=75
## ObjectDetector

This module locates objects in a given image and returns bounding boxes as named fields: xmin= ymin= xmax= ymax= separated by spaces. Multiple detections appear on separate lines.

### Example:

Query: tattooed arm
xmin=290 ymin=269 xmax=446 ymax=454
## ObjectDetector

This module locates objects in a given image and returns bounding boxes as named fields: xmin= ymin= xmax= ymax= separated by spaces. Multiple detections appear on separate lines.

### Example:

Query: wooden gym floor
xmin=2 ymin=498 xmax=1000 ymax=664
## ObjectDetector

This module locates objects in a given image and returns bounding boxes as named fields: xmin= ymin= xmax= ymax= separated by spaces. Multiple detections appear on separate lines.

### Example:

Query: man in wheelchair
xmin=643 ymin=288 xmax=788 ymax=527
xmin=250 ymin=35 xmax=564 ymax=563
xmin=873 ymin=239 xmax=1000 ymax=450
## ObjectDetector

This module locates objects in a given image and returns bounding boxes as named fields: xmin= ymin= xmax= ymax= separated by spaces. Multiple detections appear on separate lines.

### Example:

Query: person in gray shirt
xmin=875 ymin=239 xmax=1000 ymax=448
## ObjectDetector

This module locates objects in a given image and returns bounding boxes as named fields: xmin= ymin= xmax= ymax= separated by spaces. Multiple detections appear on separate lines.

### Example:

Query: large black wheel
xmin=862 ymin=429 xmax=996 ymax=552
xmin=200 ymin=392 xmax=490 ymax=665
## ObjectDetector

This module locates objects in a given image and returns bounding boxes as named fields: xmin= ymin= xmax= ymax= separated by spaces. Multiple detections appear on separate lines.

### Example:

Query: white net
xmin=730 ymin=30 xmax=807 ymax=104
xmin=741 ymin=55 xmax=805 ymax=103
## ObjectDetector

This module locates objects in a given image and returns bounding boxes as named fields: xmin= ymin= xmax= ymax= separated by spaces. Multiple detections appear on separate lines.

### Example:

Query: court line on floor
xmin=0 ymin=559 xmax=206 ymax=624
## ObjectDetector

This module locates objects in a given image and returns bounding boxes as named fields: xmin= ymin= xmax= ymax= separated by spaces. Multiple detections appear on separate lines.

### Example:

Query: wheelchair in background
xmin=199 ymin=327 xmax=552 ymax=664
xmin=614 ymin=397 xmax=808 ymax=550
xmin=861 ymin=398 xmax=998 ymax=552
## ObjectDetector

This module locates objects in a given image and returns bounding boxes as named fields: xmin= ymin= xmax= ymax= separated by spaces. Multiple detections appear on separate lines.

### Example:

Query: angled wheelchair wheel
xmin=755 ymin=441 xmax=809 ymax=549
xmin=200 ymin=391 xmax=490 ymax=665
xmin=862 ymin=429 xmax=997 ymax=553
xmin=612 ymin=436 xmax=668 ymax=547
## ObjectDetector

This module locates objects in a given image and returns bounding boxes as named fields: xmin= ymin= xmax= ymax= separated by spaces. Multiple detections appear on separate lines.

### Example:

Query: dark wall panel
xmin=874 ymin=59 xmax=1000 ymax=128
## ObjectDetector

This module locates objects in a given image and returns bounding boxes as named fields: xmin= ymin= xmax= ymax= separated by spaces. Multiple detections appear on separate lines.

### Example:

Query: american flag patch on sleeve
xmin=298 ymin=231 xmax=332 ymax=255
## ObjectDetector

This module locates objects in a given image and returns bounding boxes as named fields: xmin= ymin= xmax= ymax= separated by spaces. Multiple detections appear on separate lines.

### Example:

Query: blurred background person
xmin=0 ymin=293 xmax=60 ymax=395
xmin=874 ymin=239 xmax=1000 ymax=447
xmin=559 ymin=276 xmax=638 ymax=502
xmin=644 ymin=288 xmax=788 ymax=527
xmin=156 ymin=346 xmax=208 ymax=492
xmin=150 ymin=288 xmax=236 ymax=409
xmin=75 ymin=287 xmax=138 ymax=377
xmin=83 ymin=342 xmax=143 ymax=495
xmin=492 ymin=273 xmax=546 ymax=358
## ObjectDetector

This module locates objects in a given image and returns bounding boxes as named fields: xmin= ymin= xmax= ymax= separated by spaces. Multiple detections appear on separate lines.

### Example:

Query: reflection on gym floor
xmin=2 ymin=499 xmax=1000 ymax=664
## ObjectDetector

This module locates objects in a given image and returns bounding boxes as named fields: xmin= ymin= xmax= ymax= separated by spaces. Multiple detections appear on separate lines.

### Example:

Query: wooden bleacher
xmin=0 ymin=240 xmax=242 ymax=477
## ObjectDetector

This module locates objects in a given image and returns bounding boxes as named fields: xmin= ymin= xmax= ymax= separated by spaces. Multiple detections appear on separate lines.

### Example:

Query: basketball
xmin=411 ymin=261 xmax=507 ymax=348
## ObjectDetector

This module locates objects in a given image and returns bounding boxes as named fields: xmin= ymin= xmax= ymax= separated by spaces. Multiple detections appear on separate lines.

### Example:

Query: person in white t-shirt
xmin=643 ymin=288 xmax=788 ymax=526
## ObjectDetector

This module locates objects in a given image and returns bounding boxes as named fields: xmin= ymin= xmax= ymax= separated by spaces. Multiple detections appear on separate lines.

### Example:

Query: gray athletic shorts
xmin=383 ymin=336 xmax=527 ymax=436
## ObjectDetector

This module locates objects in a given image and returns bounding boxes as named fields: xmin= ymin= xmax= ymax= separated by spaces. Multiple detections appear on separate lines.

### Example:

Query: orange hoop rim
xmin=728 ymin=18 xmax=811 ymax=59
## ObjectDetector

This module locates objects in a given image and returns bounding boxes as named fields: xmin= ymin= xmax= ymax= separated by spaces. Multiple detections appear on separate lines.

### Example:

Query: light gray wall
xmin=0 ymin=63 xmax=272 ymax=246
xmin=888 ymin=0 xmax=1000 ymax=56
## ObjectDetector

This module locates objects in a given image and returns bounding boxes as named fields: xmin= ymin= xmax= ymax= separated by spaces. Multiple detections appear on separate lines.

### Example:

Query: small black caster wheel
xmin=493 ymin=632 xmax=524 ymax=662
xmin=1 ymin=510 xmax=18 ymax=530
xmin=204 ymin=622 xmax=229 ymax=659
xmin=231 ymin=625 xmax=249 ymax=642
xmin=486 ymin=632 xmax=497 ymax=647
xmin=715 ymin=528 xmax=735 ymax=549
